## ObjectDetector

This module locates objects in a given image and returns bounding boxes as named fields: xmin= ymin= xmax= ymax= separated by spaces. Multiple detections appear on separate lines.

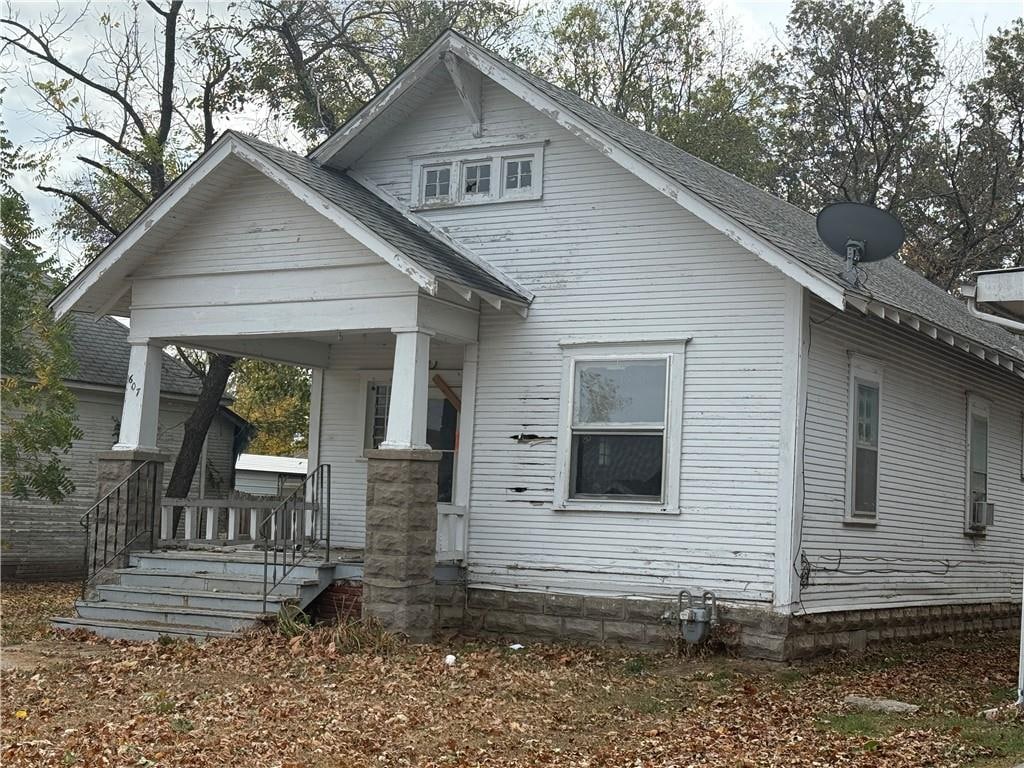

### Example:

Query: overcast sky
xmin=3 ymin=0 xmax=1022 ymax=261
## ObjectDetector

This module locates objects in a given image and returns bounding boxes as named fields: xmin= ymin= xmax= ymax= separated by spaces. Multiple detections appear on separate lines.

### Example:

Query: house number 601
xmin=128 ymin=374 xmax=142 ymax=398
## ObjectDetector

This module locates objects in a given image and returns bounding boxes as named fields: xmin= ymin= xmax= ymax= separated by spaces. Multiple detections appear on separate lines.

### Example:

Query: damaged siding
xmin=799 ymin=296 xmax=1024 ymax=611
xmin=355 ymin=74 xmax=790 ymax=603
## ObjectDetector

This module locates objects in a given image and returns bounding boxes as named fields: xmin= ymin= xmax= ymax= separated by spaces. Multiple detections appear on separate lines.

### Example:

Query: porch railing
xmin=80 ymin=460 xmax=162 ymax=598
xmin=260 ymin=464 xmax=331 ymax=612
xmin=159 ymin=496 xmax=292 ymax=544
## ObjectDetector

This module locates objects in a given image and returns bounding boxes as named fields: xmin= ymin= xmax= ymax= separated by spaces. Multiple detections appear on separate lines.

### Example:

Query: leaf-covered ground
xmin=1 ymin=582 xmax=1021 ymax=767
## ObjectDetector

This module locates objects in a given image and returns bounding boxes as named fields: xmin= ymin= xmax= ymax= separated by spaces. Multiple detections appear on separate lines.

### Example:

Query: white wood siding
xmin=799 ymin=295 xmax=1024 ymax=611
xmin=354 ymin=75 xmax=791 ymax=604
xmin=129 ymin=162 xmax=419 ymax=340
xmin=1 ymin=391 xmax=236 ymax=580
xmin=316 ymin=335 xmax=465 ymax=547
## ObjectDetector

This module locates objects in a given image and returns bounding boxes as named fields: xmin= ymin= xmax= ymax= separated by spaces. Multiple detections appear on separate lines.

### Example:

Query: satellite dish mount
xmin=816 ymin=202 xmax=905 ymax=287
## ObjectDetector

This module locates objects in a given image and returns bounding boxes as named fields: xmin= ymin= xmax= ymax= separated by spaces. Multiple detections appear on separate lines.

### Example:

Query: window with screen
xmin=846 ymin=357 xmax=882 ymax=522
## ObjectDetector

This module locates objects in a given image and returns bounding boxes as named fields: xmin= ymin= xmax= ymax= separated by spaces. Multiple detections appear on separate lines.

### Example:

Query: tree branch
xmin=75 ymin=156 xmax=148 ymax=203
xmin=37 ymin=185 xmax=120 ymax=237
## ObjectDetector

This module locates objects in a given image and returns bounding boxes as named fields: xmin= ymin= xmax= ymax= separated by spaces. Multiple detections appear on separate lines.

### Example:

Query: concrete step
xmin=52 ymin=616 xmax=237 ymax=642
xmin=129 ymin=551 xmax=333 ymax=582
xmin=96 ymin=584 xmax=295 ymax=614
xmin=74 ymin=600 xmax=266 ymax=633
xmin=115 ymin=568 xmax=322 ymax=605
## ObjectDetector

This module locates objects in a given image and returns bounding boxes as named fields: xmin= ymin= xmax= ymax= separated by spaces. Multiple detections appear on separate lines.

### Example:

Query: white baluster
xmin=227 ymin=507 xmax=240 ymax=541
xmin=205 ymin=505 xmax=217 ymax=541
xmin=184 ymin=506 xmax=197 ymax=540
xmin=160 ymin=505 xmax=173 ymax=540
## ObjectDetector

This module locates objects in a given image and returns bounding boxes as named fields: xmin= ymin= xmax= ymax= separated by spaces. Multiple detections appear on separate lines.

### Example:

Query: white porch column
xmin=381 ymin=327 xmax=433 ymax=450
xmin=113 ymin=341 xmax=163 ymax=451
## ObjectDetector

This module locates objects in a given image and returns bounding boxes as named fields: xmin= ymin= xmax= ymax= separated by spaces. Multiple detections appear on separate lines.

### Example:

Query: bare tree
xmin=1 ymin=1 xmax=240 ymax=499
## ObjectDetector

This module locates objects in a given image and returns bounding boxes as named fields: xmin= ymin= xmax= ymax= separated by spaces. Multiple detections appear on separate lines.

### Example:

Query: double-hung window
xmin=966 ymin=394 xmax=990 ymax=518
xmin=846 ymin=357 xmax=882 ymax=522
xmin=555 ymin=339 xmax=687 ymax=513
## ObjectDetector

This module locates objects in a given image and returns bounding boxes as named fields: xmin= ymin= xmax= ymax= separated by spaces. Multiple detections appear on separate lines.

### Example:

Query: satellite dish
xmin=816 ymin=202 xmax=905 ymax=285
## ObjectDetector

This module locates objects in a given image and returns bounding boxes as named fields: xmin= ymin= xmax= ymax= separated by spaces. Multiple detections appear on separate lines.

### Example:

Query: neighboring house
xmin=234 ymin=453 xmax=307 ymax=496
xmin=49 ymin=32 xmax=1023 ymax=656
xmin=0 ymin=312 xmax=247 ymax=581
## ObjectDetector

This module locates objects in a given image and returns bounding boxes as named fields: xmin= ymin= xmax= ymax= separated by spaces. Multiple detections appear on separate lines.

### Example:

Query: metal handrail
xmin=260 ymin=464 xmax=331 ymax=613
xmin=80 ymin=459 xmax=161 ymax=598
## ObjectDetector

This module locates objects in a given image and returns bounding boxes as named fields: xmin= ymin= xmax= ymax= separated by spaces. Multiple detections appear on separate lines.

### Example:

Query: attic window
xmin=463 ymin=161 xmax=491 ymax=196
xmin=422 ymin=165 xmax=451 ymax=202
xmin=503 ymin=158 xmax=532 ymax=192
xmin=411 ymin=144 xmax=543 ymax=208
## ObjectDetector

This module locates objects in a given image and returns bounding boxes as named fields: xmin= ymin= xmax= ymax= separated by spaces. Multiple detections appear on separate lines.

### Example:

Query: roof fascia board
xmin=446 ymin=38 xmax=847 ymax=310
xmin=309 ymin=35 xmax=452 ymax=164
xmin=229 ymin=141 xmax=438 ymax=295
xmin=51 ymin=138 xmax=236 ymax=318
xmin=846 ymin=294 xmax=1023 ymax=379
xmin=346 ymin=168 xmax=534 ymax=304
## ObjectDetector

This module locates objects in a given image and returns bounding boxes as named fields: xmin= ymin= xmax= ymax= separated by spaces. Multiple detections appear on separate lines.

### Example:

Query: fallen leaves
xmin=0 ymin=584 xmax=1021 ymax=767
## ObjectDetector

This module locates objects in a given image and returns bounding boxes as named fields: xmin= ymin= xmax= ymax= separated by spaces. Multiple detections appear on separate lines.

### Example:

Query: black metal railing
xmin=261 ymin=464 xmax=331 ymax=612
xmin=80 ymin=460 xmax=162 ymax=598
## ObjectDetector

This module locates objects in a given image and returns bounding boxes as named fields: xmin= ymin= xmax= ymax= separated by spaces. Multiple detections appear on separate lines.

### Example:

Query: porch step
xmin=73 ymin=600 xmax=266 ymax=632
xmin=114 ymin=568 xmax=324 ymax=606
xmin=129 ymin=551 xmax=334 ymax=583
xmin=53 ymin=549 xmax=340 ymax=642
xmin=96 ymin=584 xmax=294 ymax=614
xmin=52 ymin=616 xmax=238 ymax=642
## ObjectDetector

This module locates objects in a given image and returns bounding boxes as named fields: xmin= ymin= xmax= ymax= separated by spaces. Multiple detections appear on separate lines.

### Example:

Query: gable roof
xmin=51 ymin=131 xmax=528 ymax=319
xmin=312 ymin=30 xmax=1024 ymax=375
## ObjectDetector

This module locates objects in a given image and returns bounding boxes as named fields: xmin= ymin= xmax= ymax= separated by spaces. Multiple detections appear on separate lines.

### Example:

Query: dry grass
xmin=0 ymin=583 xmax=1020 ymax=767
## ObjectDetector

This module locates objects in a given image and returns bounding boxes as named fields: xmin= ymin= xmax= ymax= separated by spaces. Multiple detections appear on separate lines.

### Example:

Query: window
xmin=503 ymin=157 xmax=532 ymax=192
xmin=846 ymin=357 xmax=882 ymax=522
xmin=422 ymin=165 xmax=451 ymax=201
xmin=411 ymin=144 xmax=543 ymax=207
xmin=363 ymin=380 xmax=459 ymax=503
xmin=462 ymin=161 xmax=491 ymax=196
xmin=555 ymin=338 xmax=687 ymax=513
xmin=966 ymin=395 xmax=990 ymax=520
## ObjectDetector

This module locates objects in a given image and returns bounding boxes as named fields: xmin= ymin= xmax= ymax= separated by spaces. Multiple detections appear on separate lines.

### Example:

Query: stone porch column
xmin=362 ymin=448 xmax=441 ymax=641
xmin=362 ymin=327 xmax=440 ymax=641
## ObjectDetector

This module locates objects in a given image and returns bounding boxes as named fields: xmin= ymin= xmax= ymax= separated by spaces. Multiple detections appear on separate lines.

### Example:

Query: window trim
xmin=965 ymin=393 xmax=991 ymax=533
xmin=554 ymin=338 xmax=688 ymax=514
xmin=419 ymin=162 xmax=453 ymax=204
xmin=845 ymin=355 xmax=883 ymax=525
xmin=410 ymin=143 xmax=544 ymax=209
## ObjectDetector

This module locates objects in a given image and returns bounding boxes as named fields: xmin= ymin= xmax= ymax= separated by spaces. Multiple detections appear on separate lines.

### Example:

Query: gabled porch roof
xmin=51 ymin=130 xmax=531 ymax=320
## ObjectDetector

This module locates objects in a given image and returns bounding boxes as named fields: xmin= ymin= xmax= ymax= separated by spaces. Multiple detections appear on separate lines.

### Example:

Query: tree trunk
xmin=166 ymin=353 xmax=237 ymax=503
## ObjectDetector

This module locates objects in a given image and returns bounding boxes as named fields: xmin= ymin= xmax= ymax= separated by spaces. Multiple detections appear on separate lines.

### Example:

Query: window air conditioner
xmin=969 ymin=501 xmax=995 ymax=531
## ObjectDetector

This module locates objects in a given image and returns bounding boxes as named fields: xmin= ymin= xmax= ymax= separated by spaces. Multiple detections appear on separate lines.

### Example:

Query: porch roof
xmin=50 ymin=131 xmax=530 ymax=320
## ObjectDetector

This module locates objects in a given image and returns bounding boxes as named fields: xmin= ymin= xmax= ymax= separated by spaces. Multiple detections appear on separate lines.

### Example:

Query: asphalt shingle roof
xmin=230 ymin=132 xmax=526 ymax=302
xmin=66 ymin=312 xmax=205 ymax=396
xmin=479 ymin=41 xmax=1024 ymax=364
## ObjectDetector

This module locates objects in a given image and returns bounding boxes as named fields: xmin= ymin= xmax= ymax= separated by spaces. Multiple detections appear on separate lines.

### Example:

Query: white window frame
xmin=554 ymin=337 xmax=688 ymax=514
xmin=419 ymin=163 xmax=453 ymax=204
xmin=410 ymin=143 xmax=544 ymax=209
xmin=965 ymin=393 xmax=991 ymax=531
xmin=500 ymin=154 xmax=537 ymax=198
xmin=460 ymin=158 xmax=493 ymax=201
xmin=845 ymin=355 xmax=883 ymax=524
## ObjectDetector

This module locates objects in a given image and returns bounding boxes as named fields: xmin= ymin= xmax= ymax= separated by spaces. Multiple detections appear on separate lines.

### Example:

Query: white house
xmin=48 ymin=32 xmax=1023 ymax=656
